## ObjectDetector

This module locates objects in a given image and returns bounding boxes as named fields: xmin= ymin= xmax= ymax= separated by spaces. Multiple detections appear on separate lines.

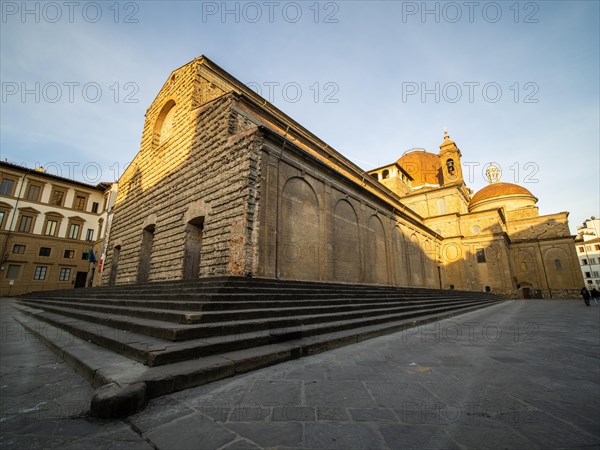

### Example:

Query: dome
xmin=397 ymin=149 xmax=441 ymax=186
xmin=469 ymin=182 xmax=538 ymax=212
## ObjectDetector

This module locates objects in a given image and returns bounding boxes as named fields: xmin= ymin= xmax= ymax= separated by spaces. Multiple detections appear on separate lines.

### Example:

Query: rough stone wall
xmin=103 ymin=62 xmax=262 ymax=284
xmin=537 ymin=289 xmax=581 ymax=300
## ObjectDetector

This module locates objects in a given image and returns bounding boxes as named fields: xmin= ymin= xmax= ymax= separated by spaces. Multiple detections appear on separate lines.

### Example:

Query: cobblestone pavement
xmin=1 ymin=299 xmax=599 ymax=449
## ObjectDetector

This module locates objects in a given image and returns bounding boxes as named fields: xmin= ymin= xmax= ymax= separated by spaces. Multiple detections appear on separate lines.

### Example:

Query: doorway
xmin=137 ymin=224 xmax=155 ymax=283
xmin=183 ymin=217 xmax=204 ymax=279
xmin=74 ymin=271 xmax=87 ymax=288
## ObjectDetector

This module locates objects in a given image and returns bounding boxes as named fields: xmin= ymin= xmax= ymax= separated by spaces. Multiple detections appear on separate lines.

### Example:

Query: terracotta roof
xmin=397 ymin=150 xmax=441 ymax=186
xmin=0 ymin=161 xmax=108 ymax=191
xmin=470 ymin=182 xmax=535 ymax=205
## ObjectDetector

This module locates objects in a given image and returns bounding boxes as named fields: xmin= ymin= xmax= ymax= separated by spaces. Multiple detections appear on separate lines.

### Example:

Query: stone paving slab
xmin=0 ymin=302 xmax=154 ymax=449
xmin=1 ymin=299 xmax=599 ymax=449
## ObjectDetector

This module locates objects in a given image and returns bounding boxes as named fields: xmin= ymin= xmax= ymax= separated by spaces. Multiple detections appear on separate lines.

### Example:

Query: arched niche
xmin=278 ymin=177 xmax=320 ymax=281
xmin=332 ymin=199 xmax=360 ymax=283
xmin=365 ymin=215 xmax=388 ymax=285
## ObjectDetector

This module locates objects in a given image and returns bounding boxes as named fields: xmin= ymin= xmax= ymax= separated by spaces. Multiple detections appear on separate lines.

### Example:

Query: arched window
xmin=154 ymin=100 xmax=177 ymax=146
xmin=382 ymin=169 xmax=390 ymax=179
xmin=554 ymin=259 xmax=562 ymax=270
xmin=159 ymin=105 xmax=176 ymax=145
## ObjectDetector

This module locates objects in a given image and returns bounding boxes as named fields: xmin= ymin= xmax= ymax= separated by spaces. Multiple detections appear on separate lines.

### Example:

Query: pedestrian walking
xmin=590 ymin=288 xmax=600 ymax=306
xmin=580 ymin=287 xmax=591 ymax=307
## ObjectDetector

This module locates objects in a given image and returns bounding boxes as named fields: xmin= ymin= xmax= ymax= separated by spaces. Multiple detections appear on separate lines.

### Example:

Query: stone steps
xmin=18 ymin=296 xmax=481 ymax=323
xmin=16 ymin=295 xmax=469 ymax=311
xmin=14 ymin=277 xmax=505 ymax=418
xmin=24 ymin=276 xmax=479 ymax=298
xmin=30 ymin=290 xmax=466 ymax=301
xmin=18 ymin=297 xmax=487 ymax=340
xmin=15 ymin=298 xmax=493 ymax=367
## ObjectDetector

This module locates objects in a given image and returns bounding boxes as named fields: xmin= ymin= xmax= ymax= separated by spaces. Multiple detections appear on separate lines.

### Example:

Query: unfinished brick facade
xmin=103 ymin=56 xmax=582 ymax=298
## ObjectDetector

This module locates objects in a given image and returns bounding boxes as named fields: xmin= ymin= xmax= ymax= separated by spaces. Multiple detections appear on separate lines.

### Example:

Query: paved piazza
xmin=1 ymin=299 xmax=598 ymax=449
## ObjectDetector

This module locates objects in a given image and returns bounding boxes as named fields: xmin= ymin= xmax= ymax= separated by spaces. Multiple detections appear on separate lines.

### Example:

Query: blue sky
xmin=1 ymin=0 xmax=598 ymax=231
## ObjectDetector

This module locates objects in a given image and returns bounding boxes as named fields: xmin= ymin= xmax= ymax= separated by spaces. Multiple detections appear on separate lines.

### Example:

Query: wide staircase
xmin=12 ymin=277 xmax=504 ymax=417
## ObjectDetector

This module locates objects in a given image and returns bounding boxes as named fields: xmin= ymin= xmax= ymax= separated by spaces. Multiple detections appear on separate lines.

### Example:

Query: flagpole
xmin=87 ymin=245 xmax=98 ymax=288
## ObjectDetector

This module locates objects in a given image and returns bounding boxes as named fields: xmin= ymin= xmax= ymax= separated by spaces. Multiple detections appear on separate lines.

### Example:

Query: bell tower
xmin=438 ymin=129 xmax=464 ymax=186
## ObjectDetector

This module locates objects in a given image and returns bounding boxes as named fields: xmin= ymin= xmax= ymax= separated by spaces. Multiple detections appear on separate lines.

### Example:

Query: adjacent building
xmin=0 ymin=162 xmax=112 ymax=296
xmin=101 ymin=56 xmax=582 ymax=298
xmin=368 ymin=138 xmax=583 ymax=298
xmin=575 ymin=217 xmax=600 ymax=289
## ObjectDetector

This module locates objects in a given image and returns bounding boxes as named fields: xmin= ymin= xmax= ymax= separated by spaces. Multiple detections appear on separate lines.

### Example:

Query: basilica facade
xmin=102 ymin=56 xmax=582 ymax=298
